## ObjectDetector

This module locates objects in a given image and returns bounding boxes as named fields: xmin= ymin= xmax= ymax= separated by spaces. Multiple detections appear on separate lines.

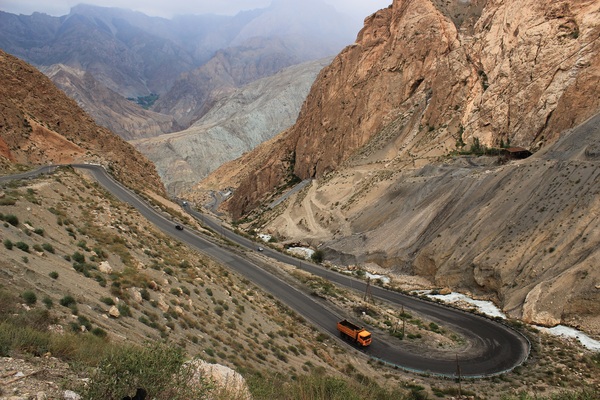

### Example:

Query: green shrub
xmin=83 ymin=342 xmax=210 ymax=400
xmin=91 ymin=327 xmax=107 ymax=338
xmin=15 ymin=242 xmax=29 ymax=252
xmin=117 ymin=303 xmax=132 ymax=317
xmin=93 ymin=247 xmax=107 ymax=260
xmin=94 ymin=274 xmax=107 ymax=287
xmin=311 ymin=249 xmax=324 ymax=263
xmin=3 ymin=239 xmax=13 ymax=250
xmin=42 ymin=243 xmax=55 ymax=253
xmin=77 ymin=315 xmax=93 ymax=331
xmin=140 ymin=289 xmax=150 ymax=301
xmin=100 ymin=297 xmax=115 ymax=306
xmin=60 ymin=295 xmax=76 ymax=307
xmin=72 ymin=251 xmax=85 ymax=263
xmin=4 ymin=214 xmax=19 ymax=226
xmin=21 ymin=290 xmax=37 ymax=305
xmin=42 ymin=297 xmax=53 ymax=309
xmin=49 ymin=271 xmax=59 ymax=279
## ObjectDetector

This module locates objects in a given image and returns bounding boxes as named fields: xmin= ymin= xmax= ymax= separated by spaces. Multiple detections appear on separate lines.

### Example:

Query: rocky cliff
xmin=194 ymin=0 xmax=600 ymax=334
xmin=0 ymin=49 xmax=165 ymax=195
xmin=216 ymin=0 xmax=600 ymax=218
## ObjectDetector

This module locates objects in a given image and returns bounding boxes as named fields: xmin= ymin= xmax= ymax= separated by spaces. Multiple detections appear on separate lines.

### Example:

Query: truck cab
xmin=357 ymin=331 xmax=372 ymax=346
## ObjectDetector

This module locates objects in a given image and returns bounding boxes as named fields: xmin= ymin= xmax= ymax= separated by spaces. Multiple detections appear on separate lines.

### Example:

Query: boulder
xmin=108 ymin=305 xmax=120 ymax=318
xmin=98 ymin=261 xmax=112 ymax=274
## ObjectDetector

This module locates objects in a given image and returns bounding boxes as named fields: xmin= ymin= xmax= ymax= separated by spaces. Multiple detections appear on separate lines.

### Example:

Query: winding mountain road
xmin=2 ymin=165 xmax=530 ymax=377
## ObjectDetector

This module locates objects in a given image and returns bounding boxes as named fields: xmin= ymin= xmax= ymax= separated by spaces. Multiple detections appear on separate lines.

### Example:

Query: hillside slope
xmin=193 ymin=0 xmax=600 ymax=335
xmin=42 ymin=64 xmax=179 ymax=140
xmin=0 ymin=49 xmax=165 ymax=195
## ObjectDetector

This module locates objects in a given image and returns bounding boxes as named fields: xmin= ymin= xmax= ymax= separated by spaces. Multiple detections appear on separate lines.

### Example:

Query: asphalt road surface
xmin=2 ymin=165 xmax=530 ymax=377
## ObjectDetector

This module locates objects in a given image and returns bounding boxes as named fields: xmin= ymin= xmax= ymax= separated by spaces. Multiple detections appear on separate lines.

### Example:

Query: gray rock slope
xmin=132 ymin=58 xmax=332 ymax=195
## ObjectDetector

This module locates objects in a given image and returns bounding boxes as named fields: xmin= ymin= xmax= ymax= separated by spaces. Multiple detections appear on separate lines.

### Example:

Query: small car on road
xmin=175 ymin=224 xmax=184 ymax=230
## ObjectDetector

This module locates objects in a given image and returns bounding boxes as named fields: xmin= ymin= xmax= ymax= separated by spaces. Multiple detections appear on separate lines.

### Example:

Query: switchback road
xmin=3 ymin=165 xmax=530 ymax=377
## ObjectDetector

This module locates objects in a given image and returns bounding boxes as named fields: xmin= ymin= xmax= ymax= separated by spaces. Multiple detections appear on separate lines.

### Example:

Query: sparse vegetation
xmin=84 ymin=342 xmax=211 ymax=399
xmin=42 ymin=296 xmax=53 ymax=309
xmin=246 ymin=369 xmax=407 ymax=400
xmin=42 ymin=243 xmax=55 ymax=253
xmin=100 ymin=297 xmax=115 ymax=306
xmin=59 ymin=295 xmax=76 ymax=308
xmin=128 ymin=93 xmax=159 ymax=109
xmin=0 ymin=165 xmax=598 ymax=400
xmin=311 ymin=249 xmax=324 ymax=264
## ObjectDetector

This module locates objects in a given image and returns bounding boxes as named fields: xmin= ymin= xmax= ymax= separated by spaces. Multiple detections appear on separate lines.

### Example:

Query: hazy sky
xmin=1 ymin=0 xmax=392 ymax=21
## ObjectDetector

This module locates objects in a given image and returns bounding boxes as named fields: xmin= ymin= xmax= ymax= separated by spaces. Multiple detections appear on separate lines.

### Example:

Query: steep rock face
xmin=220 ymin=0 xmax=600 ymax=219
xmin=196 ymin=0 xmax=600 ymax=333
xmin=0 ymin=50 xmax=165 ymax=195
xmin=43 ymin=64 xmax=178 ymax=140
xmin=461 ymin=0 xmax=600 ymax=147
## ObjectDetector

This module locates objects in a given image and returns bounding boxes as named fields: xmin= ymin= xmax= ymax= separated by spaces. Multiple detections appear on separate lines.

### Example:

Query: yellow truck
xmin=337 ymin=319 xmax=372 ymax=347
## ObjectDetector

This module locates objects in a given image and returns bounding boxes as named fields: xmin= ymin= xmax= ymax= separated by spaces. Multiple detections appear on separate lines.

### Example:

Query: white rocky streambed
xmin=427 ymin=292 xmax=600 ymax=352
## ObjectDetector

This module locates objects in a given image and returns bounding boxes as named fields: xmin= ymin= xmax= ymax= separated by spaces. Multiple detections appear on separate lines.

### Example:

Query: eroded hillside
xmin=191 ymin=0 xmax=600 ymax=335
xmin=43 ymin=64 xmax=179 ymax=141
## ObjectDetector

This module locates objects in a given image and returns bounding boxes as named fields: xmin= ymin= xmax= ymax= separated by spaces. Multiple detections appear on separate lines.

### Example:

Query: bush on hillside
xmin=83 ymin=342 xmax=210 ymax=400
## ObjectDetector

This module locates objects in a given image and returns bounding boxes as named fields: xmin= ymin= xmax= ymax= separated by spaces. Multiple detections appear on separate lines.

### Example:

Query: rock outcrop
xmin=212 ymin=0 xmax=600 ymax=220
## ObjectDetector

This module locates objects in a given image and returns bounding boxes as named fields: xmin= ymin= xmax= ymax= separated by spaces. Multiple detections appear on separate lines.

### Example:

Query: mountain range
xmin=0 ymin=1 xmax=358 ymax=192
xmin=131 ymin=57 xmax=333 ymax=194
xmin=3 ymin=0 xmax=599 ymax=336
xmin=0 ymin=1 xmax=356 ymax=129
